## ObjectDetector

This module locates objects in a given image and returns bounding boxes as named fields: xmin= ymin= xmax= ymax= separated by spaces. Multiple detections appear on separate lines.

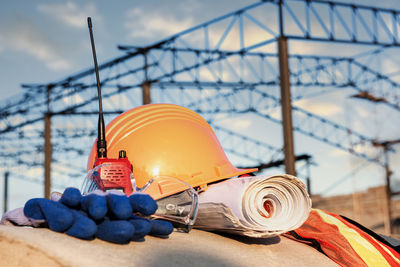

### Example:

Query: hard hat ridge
xmin=87 ymin=103 xmax=257 ymax=199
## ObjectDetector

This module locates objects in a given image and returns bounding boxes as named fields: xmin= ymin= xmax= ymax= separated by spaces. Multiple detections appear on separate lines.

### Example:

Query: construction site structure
xmin=1 ymin=0 xmax=400 ymax=234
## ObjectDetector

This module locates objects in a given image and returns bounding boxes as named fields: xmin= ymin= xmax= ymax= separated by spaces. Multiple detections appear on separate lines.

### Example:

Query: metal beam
xmin=44 ymin=85 xmax=52 ymax=199
xmin=44 ymin=113 xmax=51 ymax=199
xmin=278 ymin=37 xmax=296 ymax=175
xmin=142 ymin=82 xmax=151 ymax=104
xmin=372 ymin=139 xmax=400 ymax=235
xmin=1 ymin=0 xmax=400 ymax=193
xmin=3 ymin=171 xmax=9 ymax=213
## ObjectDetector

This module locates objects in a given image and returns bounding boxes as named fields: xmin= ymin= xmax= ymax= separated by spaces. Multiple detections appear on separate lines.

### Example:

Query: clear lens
xmin=81 ymin=164 xmax=105 ymax=195
xmin=135 ymin=176 xmax=199 ymax=232
xmin=83 ymin=166 xmax=199 ymax=231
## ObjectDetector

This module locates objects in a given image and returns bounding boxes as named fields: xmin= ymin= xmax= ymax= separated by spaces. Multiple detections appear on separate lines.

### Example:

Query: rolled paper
xmin=195 ymin=174 xmax=311 ymax=238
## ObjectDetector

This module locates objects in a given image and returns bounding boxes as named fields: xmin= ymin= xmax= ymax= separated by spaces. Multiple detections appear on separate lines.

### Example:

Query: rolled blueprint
xmin=194 ymin=174 xmax=311 ymax=238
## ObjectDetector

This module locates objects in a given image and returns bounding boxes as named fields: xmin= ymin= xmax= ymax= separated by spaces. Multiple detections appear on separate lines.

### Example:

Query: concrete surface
xmin=0 ymin=225 xmax=338 ymax=266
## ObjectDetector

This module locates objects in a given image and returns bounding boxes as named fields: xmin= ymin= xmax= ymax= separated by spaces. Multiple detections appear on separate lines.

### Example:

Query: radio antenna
xmin=88 ymin=17 xmax=107 ymax=158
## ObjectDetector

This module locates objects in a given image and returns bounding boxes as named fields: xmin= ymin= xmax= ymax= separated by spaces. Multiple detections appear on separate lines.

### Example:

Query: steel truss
xmin=0 ymin=0 xmax=399 ymax=193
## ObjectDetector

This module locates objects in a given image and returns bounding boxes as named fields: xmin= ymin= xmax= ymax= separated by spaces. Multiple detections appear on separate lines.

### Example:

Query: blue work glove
xmin=22 ymin=187 xmax=174 ymax=244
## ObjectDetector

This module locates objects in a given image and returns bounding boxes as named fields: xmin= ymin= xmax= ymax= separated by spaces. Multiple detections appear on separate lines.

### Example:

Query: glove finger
xmin=24 ymin=198 xmax=46 ymax=221
xmin=149 ymin=219 xmax=174 ymax=237
xmin=60 ymin=187 xmax=82 ymax=208
xmin=66 ymin=210 xmax=97 ymax=240
xmin=81 ymin=194 xmax=107 ymax=221
xmin=24 ymin=198 xmax=73 ymax=233
xmin=107 ymin=194 xmax=132 ymax=220
xmin=129 ymin=215 xmax=152 ymax=240
xmin=96 ymin=220 xmax=135 ymax=244
xmin=129 ymin=193 xmax=158 ymax=216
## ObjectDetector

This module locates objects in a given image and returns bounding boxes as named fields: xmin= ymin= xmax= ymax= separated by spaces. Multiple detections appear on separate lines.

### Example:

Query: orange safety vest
xmin=284 ymin=209 xmax=400 ymax=266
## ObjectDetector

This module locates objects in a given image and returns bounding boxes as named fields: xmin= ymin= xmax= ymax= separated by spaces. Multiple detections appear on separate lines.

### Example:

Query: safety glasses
xmin=82 ymin=165 xmax=199 ymax=232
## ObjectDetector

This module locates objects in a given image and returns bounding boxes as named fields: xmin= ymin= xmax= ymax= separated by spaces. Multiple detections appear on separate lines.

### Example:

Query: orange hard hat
xmin=87 ymin=104 xmax=257 ymax=198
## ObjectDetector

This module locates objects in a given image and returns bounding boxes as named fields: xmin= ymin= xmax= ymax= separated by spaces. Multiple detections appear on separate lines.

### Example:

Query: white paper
xmin=194 ymin=174 xmax=311 ymax=238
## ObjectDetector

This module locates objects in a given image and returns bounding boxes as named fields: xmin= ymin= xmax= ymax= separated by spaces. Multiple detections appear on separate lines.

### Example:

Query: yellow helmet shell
xmin=87 ymin=104 xmax=257 ymax=197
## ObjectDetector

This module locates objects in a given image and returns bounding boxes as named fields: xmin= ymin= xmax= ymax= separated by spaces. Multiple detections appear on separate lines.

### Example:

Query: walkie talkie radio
xmin=83 ymin=18 xmax=198 ymax=231
xmin=87 ymin=17 xmax=133 ymax=195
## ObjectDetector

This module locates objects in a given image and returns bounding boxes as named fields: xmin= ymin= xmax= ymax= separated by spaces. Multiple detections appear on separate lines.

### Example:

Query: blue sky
xmin=1 ymin=0 xmax=400 ymax=212
xmin=0 ymin=0 xmax=257 ymax=100
xmin=1 ymin=0 xmax=398 ymax=100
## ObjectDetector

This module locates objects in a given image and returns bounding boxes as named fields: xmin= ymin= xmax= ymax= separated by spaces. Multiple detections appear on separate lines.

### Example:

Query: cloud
xmin=218 ymin=117 xmax=252 ymax=130
xmin=213 ymin=113 xmax=229 ymax=120
xmin=233 ymin=119 xmax=252 ymax=129
xmin=124 ymin=7 xmax=194 ymax=39
xmin=62 ymin=93 xmax=84 ymax=106
xmin=37 ymin=1 xmax=99 ymax=29
xmin=296 ymin=99 xmax=341 ymax=117
xmin=0 ymin=19 xmax=71 ymax=71
xmin=329 ymin=148 xmax=349 ymax=157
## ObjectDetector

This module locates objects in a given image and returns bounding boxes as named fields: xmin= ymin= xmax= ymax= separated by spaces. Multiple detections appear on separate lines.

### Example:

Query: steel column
xmin=3 ymin=171 xmax=9 ymax=214
xmin=44 ymin=113 xmax=52 ymax=198
xmin=383 ymin=146 xmax=392 ymax=235
xmin=44 ymin=85 xmax=52 ymax=198
xmin=142 ymin=82 xmax=151 ymax=104
xmin=278 ymin=37 xmax=296 ymax=175
xmin=142 ymin=52 xmax=151 ymax=104
xmin=373 ymin=139 xmax=400 ymax=236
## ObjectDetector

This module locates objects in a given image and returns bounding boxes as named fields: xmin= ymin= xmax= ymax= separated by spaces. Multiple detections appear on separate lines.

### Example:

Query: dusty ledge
xmin=0 ymin=225 xmax=337 ymax=267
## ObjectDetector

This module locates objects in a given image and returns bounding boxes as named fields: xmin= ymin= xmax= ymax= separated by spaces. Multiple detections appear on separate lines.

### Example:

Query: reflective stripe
xmin=315 ymin=209 xmax=391 ymax=266
xmin=290 ymin=210 xmax=366 ymax=266
xmin=376 ymin=238 xmax=400 ymax=266
xmin=331 ymin=211 xmax=400 ymax=266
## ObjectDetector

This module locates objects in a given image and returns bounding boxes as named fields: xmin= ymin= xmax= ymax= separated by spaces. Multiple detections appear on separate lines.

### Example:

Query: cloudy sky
xmin=1 ymin=0 xmax=400 ymax=211
xmin=0 ymin=0 xmax=258 ymax=100
xmin=1 ymin=0 xmax=398 ymax=100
